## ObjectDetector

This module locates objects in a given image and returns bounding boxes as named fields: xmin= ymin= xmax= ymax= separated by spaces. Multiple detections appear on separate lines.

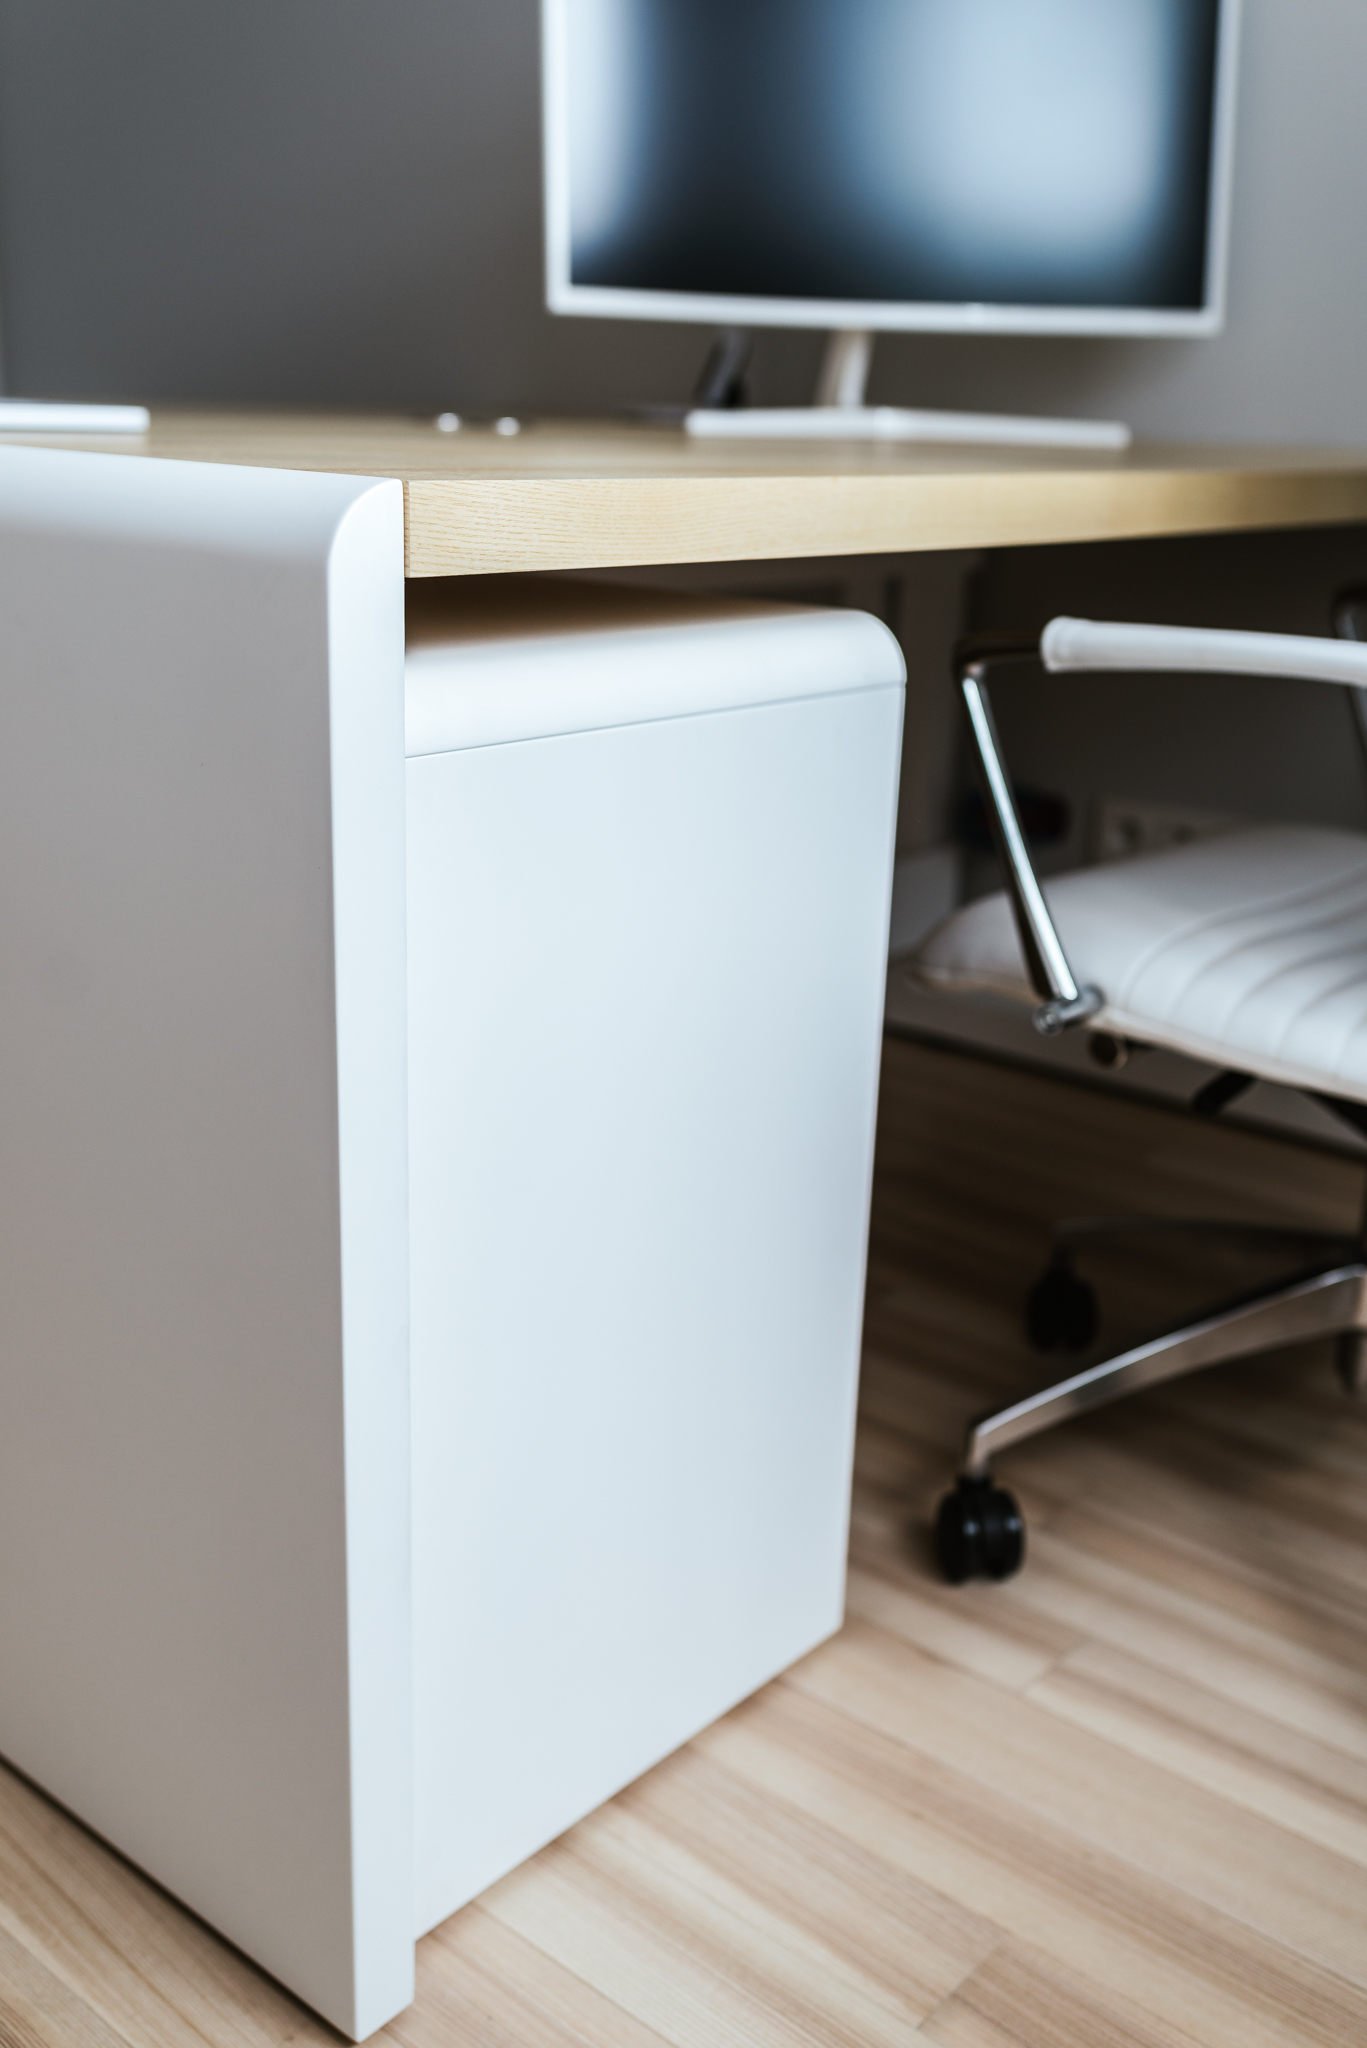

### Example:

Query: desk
xmin=0 ymin=418 xmax=1364 ymax=2040
xmin=8 ymin=411 xmax=1367 ymax=572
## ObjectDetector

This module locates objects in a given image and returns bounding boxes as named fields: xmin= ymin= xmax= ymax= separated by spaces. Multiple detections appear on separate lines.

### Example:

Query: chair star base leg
xmin=936 ymin=1260 xmax=1367 ymax=1583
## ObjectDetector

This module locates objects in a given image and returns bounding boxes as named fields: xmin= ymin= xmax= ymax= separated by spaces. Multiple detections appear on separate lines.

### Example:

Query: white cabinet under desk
xmin=404 ymin=579 xmax=904 ymax=1934
xmin=0 ymin=451 xmax=904 ymax=2039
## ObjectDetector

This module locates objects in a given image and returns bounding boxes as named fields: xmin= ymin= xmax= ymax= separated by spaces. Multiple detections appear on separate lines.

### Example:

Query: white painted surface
xmin=406 ymin=595 xmax=904 ymax=1931
xmin=0 ymin=519 xmax=903 ymax=2024
xmin=405 ymin=580 xmax=903 ymax=752
xmin=0 ymin=449 xmax=412 ymax=2039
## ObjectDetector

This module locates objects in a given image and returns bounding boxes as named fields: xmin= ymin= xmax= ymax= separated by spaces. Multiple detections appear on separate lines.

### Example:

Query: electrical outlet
xmin=1090 ymin=795 xmax=1241 ymax=864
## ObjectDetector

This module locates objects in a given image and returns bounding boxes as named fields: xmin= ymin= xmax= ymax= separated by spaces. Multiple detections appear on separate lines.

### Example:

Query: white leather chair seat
xmin=913 ymin=823 xmax=1367 ymax=1105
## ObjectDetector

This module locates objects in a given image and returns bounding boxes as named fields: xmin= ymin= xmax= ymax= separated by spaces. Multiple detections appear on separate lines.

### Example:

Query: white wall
xmin=0 ymin=1 xmax=1362 ymax=439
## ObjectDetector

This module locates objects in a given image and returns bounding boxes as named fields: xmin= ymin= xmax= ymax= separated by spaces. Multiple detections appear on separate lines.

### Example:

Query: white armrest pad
xmin=1041 ymin=616 xmax=1367 ymax=689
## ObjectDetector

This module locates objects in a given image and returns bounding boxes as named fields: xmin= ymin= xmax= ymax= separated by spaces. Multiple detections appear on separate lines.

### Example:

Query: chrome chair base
xmin=937 ymin=1251 xmax=1367 ymax=1583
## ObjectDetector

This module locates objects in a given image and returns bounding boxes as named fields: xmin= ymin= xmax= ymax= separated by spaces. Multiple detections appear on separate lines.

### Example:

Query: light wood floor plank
xmin=0 ymin=1766 xmax=325 ymax=2048
xmin=1024 ymin=1491 xmax=1367 ymax=1664
xmin=702 ymin=1685 xmax=1366 ymax=2048
xmin=792 ymin=1618 xmax=1367 ymax=1985
xmin=843 ymin=1560 xmax=1081 ymax=1693
xmin=616 ymin=1748 xmax=1000 ymax=2013
xmin=1008 ymin=1524 xmax=1367 ymax=1762
xmin=0 ymin=1917 xmax=133 ymax=2048
xmin=395 ymin=1907 xmax=672 ymax=2048
xmin=919 ymin=1937 xmax=1203 ymax=2048
xmin=483 ymin=1824 xmax=906 ymax=2048
xmin=1028 ymin=1642 xmax=1367 ymax=1868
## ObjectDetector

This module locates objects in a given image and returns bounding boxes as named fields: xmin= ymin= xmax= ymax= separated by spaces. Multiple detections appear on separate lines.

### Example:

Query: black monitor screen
xmin=565 ymin=0 xmax=1224 ymax=309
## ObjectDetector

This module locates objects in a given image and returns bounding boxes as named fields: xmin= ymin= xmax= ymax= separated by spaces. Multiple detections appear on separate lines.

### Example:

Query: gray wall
xmin=0 ymin=1 xmax=1364 ymax=440
xmin=0 ymin=0 xmax=800 ymax=412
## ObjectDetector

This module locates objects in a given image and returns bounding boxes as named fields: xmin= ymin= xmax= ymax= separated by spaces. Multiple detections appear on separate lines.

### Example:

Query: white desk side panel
xmin=408 ymin=680 xmax=903 ymax=1930
xmin=0 ymin=450 xmax=413 ymax=2038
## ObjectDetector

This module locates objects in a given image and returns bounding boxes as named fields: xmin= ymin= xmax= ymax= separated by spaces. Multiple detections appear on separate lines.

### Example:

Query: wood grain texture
xmin=4 ymin=1032 xmax=1367 ymax=2046
xmin=4 ymin=412 xmax=1367 ymax=574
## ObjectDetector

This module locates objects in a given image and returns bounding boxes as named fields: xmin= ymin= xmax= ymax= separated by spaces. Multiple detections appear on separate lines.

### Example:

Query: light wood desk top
xmin=7 ymin=409 xmax=1367 ymax=576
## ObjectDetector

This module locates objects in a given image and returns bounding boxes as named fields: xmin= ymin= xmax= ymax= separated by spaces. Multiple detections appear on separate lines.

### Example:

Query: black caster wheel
xmin=935 ymin=1476 xmax=1025 ymax=1584
xmin=1026 ymin=1254 xmax=1098 ymax=1352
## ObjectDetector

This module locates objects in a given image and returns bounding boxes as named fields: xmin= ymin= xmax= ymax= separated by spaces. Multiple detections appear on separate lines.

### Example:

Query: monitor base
xmin=683 ymin=404 xmax=1131 ymax=452
xmin=0 ymin=399 xmax=149 ymax=433
xmin=683 ymin=330 xmax=1130 ymax=451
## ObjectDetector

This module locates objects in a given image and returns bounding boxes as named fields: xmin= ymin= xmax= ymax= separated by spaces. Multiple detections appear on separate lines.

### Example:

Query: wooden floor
xmin=5 ymin=1033 xmax=1367 ymax=2048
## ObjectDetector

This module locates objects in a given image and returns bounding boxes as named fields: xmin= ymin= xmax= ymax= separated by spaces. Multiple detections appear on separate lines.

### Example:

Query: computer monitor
xmin=542 ymin=0 xmax=1241 ymax=446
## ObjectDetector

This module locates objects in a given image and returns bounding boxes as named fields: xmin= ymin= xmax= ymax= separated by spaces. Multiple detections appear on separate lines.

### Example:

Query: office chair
xmin=909 ymin=611 xmax=1367 ymax=1583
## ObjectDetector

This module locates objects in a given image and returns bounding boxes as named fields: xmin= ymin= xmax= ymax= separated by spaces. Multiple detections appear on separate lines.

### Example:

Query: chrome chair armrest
xmin=956 ymin=637 xmax=1102 ymax=1036
xmin=959 ymin=610 xmax=1367 ymax=1033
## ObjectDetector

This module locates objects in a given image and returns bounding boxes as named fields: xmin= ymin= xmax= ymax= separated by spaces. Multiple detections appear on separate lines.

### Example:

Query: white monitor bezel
xmin=543 ymin=0 xmax=1241 ymax=339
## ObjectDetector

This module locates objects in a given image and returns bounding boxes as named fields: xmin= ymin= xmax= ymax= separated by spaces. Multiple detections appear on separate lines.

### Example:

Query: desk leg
xmin=0 ymin=451 xmax=412 ymax=2038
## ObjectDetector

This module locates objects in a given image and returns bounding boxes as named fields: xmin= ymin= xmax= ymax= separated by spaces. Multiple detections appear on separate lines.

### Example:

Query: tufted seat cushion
xmin=912 ymin=824 xmax=1367 ymax=1105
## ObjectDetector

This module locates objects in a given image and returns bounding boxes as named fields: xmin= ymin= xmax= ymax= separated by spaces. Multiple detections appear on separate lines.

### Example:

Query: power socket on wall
xmin=1089 ymin=795 xmax=1241 ymax=864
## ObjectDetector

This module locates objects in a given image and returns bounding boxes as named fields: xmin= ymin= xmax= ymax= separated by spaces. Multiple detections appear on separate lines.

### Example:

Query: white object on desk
xmin=405 ymin=580 xmax=905 ymax=1931
xmin=685 ymin=404 xmax=1132 ymax=451
xmin=0 ymin=398 xmax=149 ymax=431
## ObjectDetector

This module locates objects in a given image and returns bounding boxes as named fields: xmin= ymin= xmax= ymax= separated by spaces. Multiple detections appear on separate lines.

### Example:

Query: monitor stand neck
xmin=814 ymin=329 xmax=874 ymax=407
xmin=685 ymin=326 xmax=1132 ymax=452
